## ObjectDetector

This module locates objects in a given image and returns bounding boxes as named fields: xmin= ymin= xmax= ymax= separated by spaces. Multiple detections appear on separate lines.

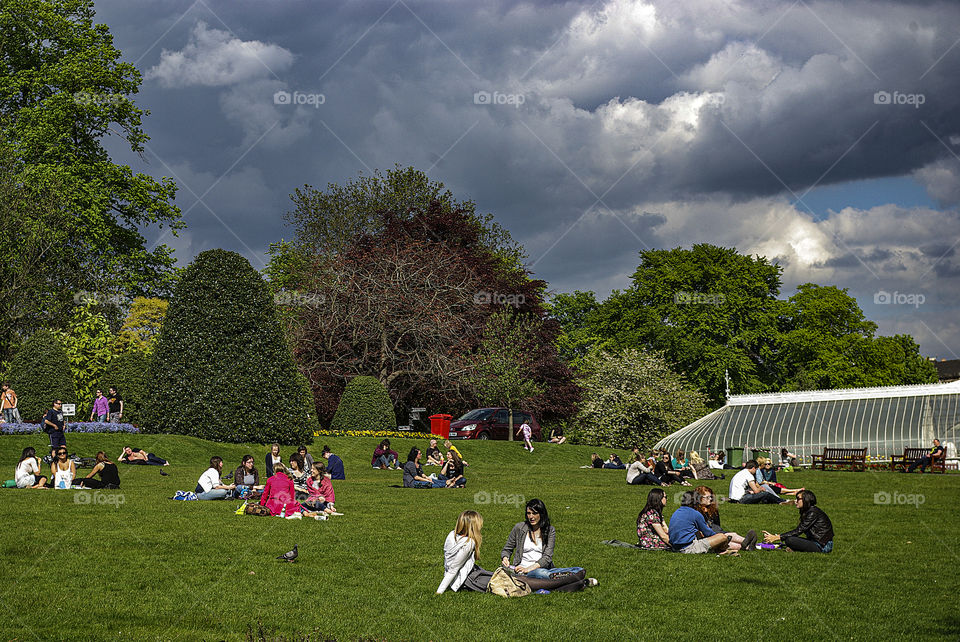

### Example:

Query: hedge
xmin=330 ymin=376 xmax=396 ymax=432
xmin=6 ymin=329 xmax=76 ymax=423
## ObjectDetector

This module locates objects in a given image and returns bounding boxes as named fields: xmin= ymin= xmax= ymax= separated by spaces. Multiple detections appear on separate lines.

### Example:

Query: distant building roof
xmin=934 ymin=359 xmax=960 ymax=382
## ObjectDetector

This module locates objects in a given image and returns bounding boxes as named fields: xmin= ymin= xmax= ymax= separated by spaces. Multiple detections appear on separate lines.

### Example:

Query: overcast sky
xmin=93 ymin=0 xmax=960 ymax=359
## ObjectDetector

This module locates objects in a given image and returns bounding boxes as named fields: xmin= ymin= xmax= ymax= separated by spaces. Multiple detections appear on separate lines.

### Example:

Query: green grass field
xmin=1 ymin=433 xmax=957 ymax=641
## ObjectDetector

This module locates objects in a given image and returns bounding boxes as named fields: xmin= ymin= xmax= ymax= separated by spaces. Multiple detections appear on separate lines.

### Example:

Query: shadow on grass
xmin=245 ymin=621 xmax=385 ymax=642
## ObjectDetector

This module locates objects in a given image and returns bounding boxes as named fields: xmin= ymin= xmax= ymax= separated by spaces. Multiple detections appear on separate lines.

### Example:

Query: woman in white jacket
xmin=437 ymin=510 xmax=492 ymax=593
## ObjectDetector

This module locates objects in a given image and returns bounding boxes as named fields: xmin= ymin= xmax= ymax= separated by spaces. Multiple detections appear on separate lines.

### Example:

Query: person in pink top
xmin=259 ymin=463 xmax=317 ymax=519
xmin=303 ymin=463 xmax=343 ymax=515
xmin=89 ymin=389 xmax=109 ymax=422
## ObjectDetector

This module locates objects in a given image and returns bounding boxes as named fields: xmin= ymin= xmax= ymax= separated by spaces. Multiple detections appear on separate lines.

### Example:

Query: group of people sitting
xmin=635 ymin=484 xmax=834 ymax=554
xmin=404 ymin=440 xmax=468 ymax=488
xmin=14 ymin=446 xmax=122 ymax=489
xmin=438 ymin=499 xmax=598 ymax=594
xmin=728 ymin=458 xmax=803 ymax=504
xmin=588 ymin=448 xmax=725 ymax=487
xmin=194 ymin=453 xmax=342 ymax=518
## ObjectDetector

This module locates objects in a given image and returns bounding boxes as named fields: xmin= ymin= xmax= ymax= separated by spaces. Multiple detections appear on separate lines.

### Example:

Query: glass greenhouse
xmin=654 ymin=380 xmax=960 ymax=464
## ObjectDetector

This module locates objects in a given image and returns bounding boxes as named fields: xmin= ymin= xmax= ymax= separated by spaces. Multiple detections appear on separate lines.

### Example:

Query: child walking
xmin=517 ymin=420 xmax=534 ymax=453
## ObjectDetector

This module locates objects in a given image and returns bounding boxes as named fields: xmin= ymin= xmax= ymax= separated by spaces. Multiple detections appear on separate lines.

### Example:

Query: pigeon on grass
xmin=277 ymin=545 xmax=298 ymax=563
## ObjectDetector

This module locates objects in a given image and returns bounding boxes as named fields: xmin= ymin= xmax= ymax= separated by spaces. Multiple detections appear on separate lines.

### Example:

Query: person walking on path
xmin=90 ymin=389 xmax=109 ymax=422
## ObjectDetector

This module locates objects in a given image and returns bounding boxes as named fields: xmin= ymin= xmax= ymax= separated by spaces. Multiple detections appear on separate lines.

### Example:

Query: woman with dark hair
xmin=763 ymin=490 xmax=834 ymax=553
xmin=233 ymin=455 xmax=260 ymax=496
xmin=693 ymin=486 xmax=756 ymax=551
xmin=779 ymin=448 xmax=799 ymax=469
xmin=321 ymin=445 xmax=345 ymax=480
xmin=636 ymin=488 xmax=670 ymax=550
xmin=402 ymin=448 xmax=432 ymax=488
xmin=371 ymin=439 xmax=398 ymax=470
xmin=50 ymin=446 xmax=75 ymax=488
xmin=77 ymin=451 xmax=121 ymax=489
xmin=655 ymin=453 xmax=691 ymax=486
xmin=439 ymin=450 xmax=466 ymax=488
xmin=501 ymin=499 xmax=596 ymax=585
xmin=15 ymin=447 xmax=47 ymax=489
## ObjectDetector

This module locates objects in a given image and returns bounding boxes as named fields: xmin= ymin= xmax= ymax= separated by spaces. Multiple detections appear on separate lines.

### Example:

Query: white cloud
xmin=146 ymin=21 xmax=294 ymax=88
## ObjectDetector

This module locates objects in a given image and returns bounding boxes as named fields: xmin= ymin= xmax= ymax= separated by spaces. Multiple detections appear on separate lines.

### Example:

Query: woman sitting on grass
xmin=15 ymin=447 xmax=47 ymax=489
xmin=626 ymin=457 xmax=666 ymax=486
xmin=402 ymin=448 xmax=433 ymax=488
xmin=763 ymin=489 xmax=834 ymax=553
xmin=302 ymin=463 xmax=339 ymax=515
xmin=693 ymin=486 xmax=755 ymax=551
xmin=259 ymin=463 xmax=316 ymax=519
xmin=233 ymin=455 xmax=261 ymax=496
xmin=436 ymin=450 xmax=466 ymax=488
xmin=50 ymin=446 xmax=75 ymax=489
xmin=372 ymin=439 xmax=399 ymax=470
xmin=636 ymin=488 xmax=670 ymax=550
xmin=265 ymin=443 xmax=282 ymax=477
xmin=688 ymin=451 xmax=722 ymax=480
xmin=757 ymin=458 xmax=803 ymax=497
xmin=655 ymin=453 xmax=691 ymax=486
xmin=77 ymin=451 xmax=120 ymax=489
xmin=501 ymin=499 xmax=596 ymax=586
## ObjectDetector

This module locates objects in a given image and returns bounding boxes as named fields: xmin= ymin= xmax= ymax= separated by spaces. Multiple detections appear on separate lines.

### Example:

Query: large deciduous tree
xmin=0 ymin=0 xmax=182 ymax=361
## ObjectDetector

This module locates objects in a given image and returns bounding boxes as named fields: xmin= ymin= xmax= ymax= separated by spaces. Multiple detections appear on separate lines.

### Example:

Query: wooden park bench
xmin=811 ymin=447 xmax=867 ymax=471
xmin=890 ymin=447 xmax=946 ymax=474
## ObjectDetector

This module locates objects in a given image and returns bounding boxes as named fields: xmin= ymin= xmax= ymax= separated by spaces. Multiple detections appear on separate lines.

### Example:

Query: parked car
xmin=447 ymin=408 xmax=542 ymax=441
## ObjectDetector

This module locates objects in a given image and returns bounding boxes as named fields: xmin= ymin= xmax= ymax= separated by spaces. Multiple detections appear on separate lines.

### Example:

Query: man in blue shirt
xmin=322 ymin=445 xmax=345 ymax=480
xmin=669 ymin=491 xmax=732 ymax=554
xmin=44 ymin=400 xmax=66 ymax=456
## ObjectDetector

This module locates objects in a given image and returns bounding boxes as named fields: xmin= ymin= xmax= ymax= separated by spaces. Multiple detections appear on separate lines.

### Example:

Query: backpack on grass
xmin=487 ymin=567 xmax=531 ymax=598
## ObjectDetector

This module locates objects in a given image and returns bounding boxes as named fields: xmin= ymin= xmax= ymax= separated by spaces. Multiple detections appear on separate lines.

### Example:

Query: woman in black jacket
xmin=762 ymin=489 xmax=834 ymax=552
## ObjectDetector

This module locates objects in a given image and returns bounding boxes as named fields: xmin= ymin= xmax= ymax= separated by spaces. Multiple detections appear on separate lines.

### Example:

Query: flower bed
xmin=313 ymin=429 xmax=433 ymax=440
xmin=1 ymin=422 xmax=140 ymax=435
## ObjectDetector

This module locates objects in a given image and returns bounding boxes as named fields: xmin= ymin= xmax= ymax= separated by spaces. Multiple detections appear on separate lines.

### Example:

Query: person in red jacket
xmin=259 ymin=463 xmax=317 ymax=519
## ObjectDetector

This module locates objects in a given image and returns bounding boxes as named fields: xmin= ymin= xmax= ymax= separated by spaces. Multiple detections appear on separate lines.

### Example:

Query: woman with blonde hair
xmin=437 ymin=510 xmax=491 ymax=593
xmin=688 ymin=451 xmax=721 ymax=480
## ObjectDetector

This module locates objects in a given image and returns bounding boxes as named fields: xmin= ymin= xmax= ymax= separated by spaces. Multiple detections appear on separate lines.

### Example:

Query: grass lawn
xmin=1 ymin=433 xmax=958 ymax=641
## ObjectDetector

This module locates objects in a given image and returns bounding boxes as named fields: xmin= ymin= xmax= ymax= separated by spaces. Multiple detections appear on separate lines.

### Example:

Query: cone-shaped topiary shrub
xmin=330 ymin=375 xmax=395 ymax=432
xmin=142 ymin=249 xmax=316 ymax=444
xmin=7 ymin=329 xmax=77 ymax=423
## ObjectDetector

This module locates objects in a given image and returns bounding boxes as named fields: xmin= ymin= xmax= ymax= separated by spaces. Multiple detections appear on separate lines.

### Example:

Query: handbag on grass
xmin=487 ymin=567 xmax=531 ymax=598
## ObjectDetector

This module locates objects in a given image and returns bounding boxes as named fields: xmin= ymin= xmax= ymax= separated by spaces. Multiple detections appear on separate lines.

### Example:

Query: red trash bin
xmin=429 ymin=414 xmax=452 ymax=439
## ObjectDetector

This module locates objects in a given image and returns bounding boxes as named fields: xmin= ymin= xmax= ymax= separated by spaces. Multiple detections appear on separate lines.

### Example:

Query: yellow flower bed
xmin=313 ymin=429 xmax=434 ymax=440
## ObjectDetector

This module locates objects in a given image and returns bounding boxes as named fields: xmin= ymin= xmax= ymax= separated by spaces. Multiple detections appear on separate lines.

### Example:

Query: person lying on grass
xmin=668 ymin=491 xmax=733 ymax=554
xmin=118 ymin=447 xmax=169 ymax=466
xmin=693 ymin=486 xmax=756 ymax=551
xmin=501 ymin=499 xmax=593 ymax=583
xmin=302 ymin=462 xmax=341 ymax=515
xmin=437 ymin=510 xmax=594 ymax=594
xmin=756 ymin=458 xmax=803 ymax=496
xmin=603 ymin=453 xmax=626 ymax=469
xmin=636 ymin=488 xmax=670 ymax=550
xmin=403 ymin=448 xmax=433 ymax=488
xmin=15 ymin=447 xmax=47 ymax=489
xmin=763 ymin=489 xmax=834 ymax=553
xmin=259 ymin=463 xmax=319 ymax=519
xmin=76 ymin=451 xmax=120 ymax=489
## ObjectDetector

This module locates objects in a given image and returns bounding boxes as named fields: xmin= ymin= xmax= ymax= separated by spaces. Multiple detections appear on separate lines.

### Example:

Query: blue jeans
xmin=525 ymin=566 xmax=584 ymax=580
xmin=738 ymin=491 xmax=785 ymax=504
xmin=374 ymin=455 xmax=397 ymax=468
xmin=94 ymin=414 xmax=107 ymax=422
xmin=196 ymin=488 xmax=229 ymax=500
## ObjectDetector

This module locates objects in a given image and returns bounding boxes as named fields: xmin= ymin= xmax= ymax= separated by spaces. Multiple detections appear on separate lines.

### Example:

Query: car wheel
xmin=478 ymin=432 xmax=489 ymax=440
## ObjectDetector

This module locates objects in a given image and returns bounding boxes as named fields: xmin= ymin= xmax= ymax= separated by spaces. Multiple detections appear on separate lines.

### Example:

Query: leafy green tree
xmin=7 ymin=329 xmax=76 ymax=422
xmin=114 ymin=297 xmax=168 ymax=355
xmin=467 ymin=310 xmax=545 ymax=440
xmin=330 ymin=376 xmax=396 ymax=432
xmin=143 ymin=250 xmax=316 ymax=444
xmin=0 ymin=0 xmax=182 ymax=305
xmin=571 ymin=348 xmax=708 ymax=449
xmin=548 ymin=290 xmax=601 ymax=368
xmin=97 ymin=350 xmax=150 ymax=424
xmin=59 ymin=301 xmax=115 ymax=408
xmin=593 ymin=244 xmax=784 ymax=405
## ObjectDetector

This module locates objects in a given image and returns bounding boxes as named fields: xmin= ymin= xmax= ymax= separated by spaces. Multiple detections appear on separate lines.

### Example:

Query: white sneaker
xmin=314 ymin=514 xmax=328 ymax=521
xmin=286 ymin=512 xmax=302 ymax=520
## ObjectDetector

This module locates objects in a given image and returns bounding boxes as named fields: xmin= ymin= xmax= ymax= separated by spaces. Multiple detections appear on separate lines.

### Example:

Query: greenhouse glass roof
xmin=654 ymin=380 xmax=960 ymax=460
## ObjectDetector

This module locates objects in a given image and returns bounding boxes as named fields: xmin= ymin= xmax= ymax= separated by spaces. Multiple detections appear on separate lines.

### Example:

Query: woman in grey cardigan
xmin=500 ymin=498 xmax=596 ymax=585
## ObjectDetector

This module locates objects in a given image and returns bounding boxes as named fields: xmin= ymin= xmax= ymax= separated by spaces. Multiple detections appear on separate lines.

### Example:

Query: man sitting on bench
xmin=729 ymin=460 xmax=786 ymax=504
xmin=906 ymin=439 xmax=944 ymax=473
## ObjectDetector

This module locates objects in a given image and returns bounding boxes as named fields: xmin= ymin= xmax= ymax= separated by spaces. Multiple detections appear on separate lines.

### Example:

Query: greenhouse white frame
xmin=654 ymin=380 xmax=960 ymax=464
